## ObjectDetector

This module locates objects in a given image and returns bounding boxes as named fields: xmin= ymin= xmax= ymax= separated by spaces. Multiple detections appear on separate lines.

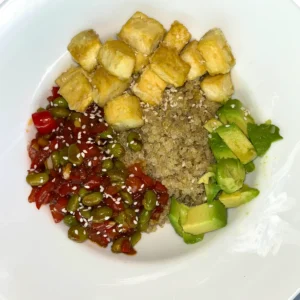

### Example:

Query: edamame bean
xmin=68 ymin=144 xmax=83 ymax=165
xmin=91 ymin=206 xmax=113 ymax=223
xmin=120 ymin=191 xmax=133 ymax=205
xmin=102 ymin=159 xmax=113 ymax=171
xmin=114 ymin=159 xmax=126 ymax=171
xmin=142 ymin=190 xmax=157 ymax=211
xmin=115 ymin=208 xmax=136 ymax=228
xmin=53 ymin=97 xmax=68 ymax=108
xmin=139 ymin=209 xmax=151 ymax=224
xmin=106 ymin=143 xmax=125 ymax=158
xmin=49 ymin=107 xmax=70 ymax=118
xmin=51 ymin=151 xmax=60 ymax=169
xmin=130 ymin=232 xmax=142 ymax=246
xmin=63 ymin=215 xmax=79 ymax=227
xmin=59 ymin=147 xmax=69 ymax=166
xmin=78 ymin=208 xmax=91 ymax=219
xmin=67 ymin=195 xmax=80 ymax=212
xmin=127 ymin=132 xmax=143 ymax=152
xmin=107 ymin=169 xmax=127 ymax=183
xmin=111 ymin=237 xmax=126 ymax=253
xmin=69 ymin=112 xmax=82 ymax=127
xmin=68 ymin=225 xmax=87 ymax=243
xmin=78 ymin=187 xmax=89 ymax=198
xmin=99 ymin=127 xmax=114 ymax=139
xmin=37 ymin=137 xmax=49 ymax=147
xmin=138 ymin=221 xmax=149 ymax=232
xmin=82 ymin=192 xmax=103 ymax=206
xmin=26 ymin=173 xmax=49 ymax=186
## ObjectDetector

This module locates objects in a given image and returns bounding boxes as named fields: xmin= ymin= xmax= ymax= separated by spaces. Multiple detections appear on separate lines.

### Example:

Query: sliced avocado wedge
xmin=204 ymin=118 xmax=223 ymax=133
xmin=217 ymin=99 xmax=255 ymax=135
xmin=182 ymin=201 xmax=227 ymax=235
xmin=216 ymin=158 xmax=245 ymax=193
xmin=219 ymin=185 xmax=260 ymax=208
xmin=168 ymin=197 xmax=204 ymax=244
xmin=208 ymin=132 xmax=237 ymax=161
xmin=216 ymin=124 xmax=257 ymax=164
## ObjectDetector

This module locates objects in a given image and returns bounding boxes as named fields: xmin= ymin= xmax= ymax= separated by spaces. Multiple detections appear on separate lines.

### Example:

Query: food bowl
xmin=0 ymin=0 xmax=300 ymax=299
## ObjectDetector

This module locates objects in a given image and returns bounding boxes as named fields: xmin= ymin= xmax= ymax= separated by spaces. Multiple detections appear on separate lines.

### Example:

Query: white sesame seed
xmin=43 ymin=146 xmax=49 ymax=150
xmin=129 ymin=174 xmax=134 ymax=178
xmin=135 ymin=209 xmax=139 ymax=212
xmin=84 ymin=185 xmax=90 ymax=189
xmin=81 ymin=152 xmax=85 ymax=158
xmin=96 ymin=231 xmax=100 ymax=235
xmin=63 ymin=156 xmax=68 ymax=160
xmin=88 ymin=161 xmax=92 ymax=167
xmin=102 ymin=169 xmax=107 ymax=172
xmin=156 ymin=201 xmax=159 ymax=206
xmin=133 ymin=220 xmax=138 ymax=224
xmin=74 ymin=230 xmax=78 ymax=235
xmin=104 ymin=216 xmax=110 ymax=220
xmin=93 ymin=157 xmax=97 ymax=161
xmin=72 ymin=186 xmax=77 ymax=190
xmin=54 ymin=144 xmax=58 ymax=149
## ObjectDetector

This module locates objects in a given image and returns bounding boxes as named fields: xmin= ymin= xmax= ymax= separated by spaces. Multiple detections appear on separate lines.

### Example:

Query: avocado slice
xmin=244 ymin=161 xmax=255 ymax=173
xmin=219 ymin=185 xmax=260 ymax=208
xmin=216 ymin=158 xmax=245 ymax=193
xmin=168 ymin=197 xmax=204 ymax=244
xmin=198 ymin=171 xmax=216 ymax=184
xmin=217 ymin=99 xmax=255 ymax=135
xmin=182 ymin=201 xmax=227 ymax=235
xmin=216 ymin=124 xmax=257 ymax=164
xmin=204 ymin=118 xmax=223 ymax=133
xmin=208 ymin=132 xmax=237 ymax=161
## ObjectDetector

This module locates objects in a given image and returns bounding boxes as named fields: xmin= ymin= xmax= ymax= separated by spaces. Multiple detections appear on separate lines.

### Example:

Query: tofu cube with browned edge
xmin=200 ymin=73 xmax=234 ymax=103
xmin=181 ymin=41 xmax=206 ymax=80
xmin=118 ymin=12 xmax=165 ymax=55
xmin=134 ymin=51 xmax=149 ymax=73
xmin=150 ymin=46 xmax=190 ymax=87
xmin=197 ymin=28 xmax=235 ymax=75
xmin=163 ymin=21 xmax=191 ymax=53
xmin=98 ymin=40 xmax=135 ymax=80
xmin=104 ymin=94 xmax=144 ymax=131
xmin=132 ymin=67 xmax=167 ymax=106
xmin=91 ymin=67 xmax=130 ymax=107
xmin=58 ymin=72 xmax=93 ymax=112
xmin=55 ymin=66 xmax=84 ymax=87
xmin=67 ymin=30 xmax=102 ymax=72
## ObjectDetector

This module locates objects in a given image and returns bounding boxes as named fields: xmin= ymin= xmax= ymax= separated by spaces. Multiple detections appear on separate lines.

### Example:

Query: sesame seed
xmin=54 ymin=144 xmax=58 ymax=149
xmin=133 ymin=220 xmax=138 ymax=224
xmin=43 ymin=146 xmax=49 ymax=150
xmin=93 ymin=157 xmax=97 ymax=160
xmin=129 ymin=174 xmax=134 ymax=177
xmin=104 ymin=216 xmax=110 ymax=220
xmin=135 ymin=209 xmax=139 ymax=212
xmin=96 ymin=231 xmax=100 ymax=235
xmin=72 ymin=186 xmax=77 ymax=191
xmin=74 ymin=230 xmax=78 ymax=235
xmin=84 ymin=185 xmax=90 ymax=189
xmin=88 ymin=161 xmax=92 ymax=167
xmin=52 ymin=178 xmax=56 ymax=182
xmin=81 ymin=152 xmax=85 ymax=158
xmin=63 ymin=156 xmax=68 ymax=160
xmin=102 ymin=169 xmax=107 ymax=172
xmin=156 ymin=201 xmax=159 ymax=206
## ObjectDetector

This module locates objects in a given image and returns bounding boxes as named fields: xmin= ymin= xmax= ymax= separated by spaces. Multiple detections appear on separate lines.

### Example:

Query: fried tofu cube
xmin=200 ymin=73 xmax=234 ymax=103
xmin=104 ymin=94 xmax=144 ymax=131
xmin=197 ymin=28 xmax=235 ymax=75
xmin=118 ymin=11 xmax=165 ymax=55
xmin=91 ymin=67 xmax=130 ymax=107
xmin=181 ymin=41 xmax=207 ymax=80
xmin=55 ymin=66 xmax=83 ymax=87
xmin=134 ymin=51 xmax=149 ymax=73
xmin=98 ymin=40 xmax=135 ymax=80
xmin=162 ymin=21 xmax=191 ymax=53
xmin=150 ymin=46 xmax=190 ymax=87
xmin=58 ymin=72 xmax=93 ymax=112
xmin=67 ymin=30 xmax=102 ymax=72
xmin=132 ymin=67 xmax=167 ymax=106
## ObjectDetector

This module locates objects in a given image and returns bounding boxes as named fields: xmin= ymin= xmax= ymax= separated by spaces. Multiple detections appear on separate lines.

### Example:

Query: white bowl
xmin=1 ymin=0 xmax=300 ymax=299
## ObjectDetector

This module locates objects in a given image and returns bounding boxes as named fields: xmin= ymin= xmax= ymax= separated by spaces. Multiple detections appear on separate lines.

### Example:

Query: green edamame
xmin=111 ymin=237 xmax=126 ymax=253
xmin=67 ymin=195 xmax=80 ymax=212
xmin=127 ymin=132 xmax=143 ymax=152
xmin=91 ymin=206 xmax=113 ymax=223
xmin=63 ymin=215 xmax=79 ymax=227
xmin=106 ymin=143 xmax=125 ymax=158
xmin=102 ymin=159 xmax=113 ymax=171
xmin=82 ymin=192 xmax=103 ymax=206
xmin=49 ymin=107 xmax=70 ymax=118
xmin=130 ymin=232 xmax=142 ymax=246
xmin=107 ymin=169 xmax=127 ymax=183
xmin=68 ymin=225 xmax=88 ymax=243
xmin=68 ymin=144 xmax=83 ymax=165
xmin=26 ymin=173 xmax=49 ymax=186
xmin=53 ymin=97 xmax=68 ymax=108
xmin=142 ymin=190 xmax=157 ymax=211
xmin=120 ymin=191 xmax=133 ymax=205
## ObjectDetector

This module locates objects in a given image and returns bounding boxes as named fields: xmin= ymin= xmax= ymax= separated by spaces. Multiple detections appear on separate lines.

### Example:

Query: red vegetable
xmin=35 ymin=181 xmax=55 ymax=209
xmin=32 ymin=111 xmax=57 ymax=134
xmin=47 ymin=86 xmax=60 ymax=101
xmin=50 ymin=197 xmax=68 ymax=223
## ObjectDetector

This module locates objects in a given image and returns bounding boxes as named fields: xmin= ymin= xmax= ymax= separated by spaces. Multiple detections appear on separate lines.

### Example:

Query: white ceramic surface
xmin=0 ymin=0 xmax=300 ymax=299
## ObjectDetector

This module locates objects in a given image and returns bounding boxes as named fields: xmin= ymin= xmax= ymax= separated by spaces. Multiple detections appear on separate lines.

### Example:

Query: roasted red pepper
xmin=32 ymin=111 xmax=57 ymax=134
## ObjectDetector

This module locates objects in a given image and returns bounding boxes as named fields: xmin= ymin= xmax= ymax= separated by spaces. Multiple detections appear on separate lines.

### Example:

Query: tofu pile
xmin=55 ymin=11 xmax=236 ymax=131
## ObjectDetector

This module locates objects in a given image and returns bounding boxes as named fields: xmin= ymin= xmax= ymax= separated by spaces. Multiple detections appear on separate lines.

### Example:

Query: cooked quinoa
xmin=120 ymin=79 xmax=220 ymax=209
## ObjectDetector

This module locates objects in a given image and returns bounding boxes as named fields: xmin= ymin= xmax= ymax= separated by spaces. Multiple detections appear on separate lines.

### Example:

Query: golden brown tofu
xmin=55 ymin=66 xmax=83 ymax=87
xmin=59 ymin=72 xmax=93 ymax=112
xmin=91 ymin=67 xmax=130 ymax=107
xmin=104 ymin=94 xmax=144 ymax=131
xmin=197 ymin=28 xmax=235 ymax=75
xmin=162 ymin=21 xmax=191 ymax=53
xmin=67 ymin=30 xmax=102 ymax=72
xmin=180 ymin=41 xmax=206 ymax=80
xmin=134 ymin=51 xmax=149 ymax=73
xmin=132 ymin=67 xmax=167 ymax=106
xmin=200 ymin=73 xmax=234 ymax=103
xmin=150 ymin=46 xmax=190 ymax=87
xmin=118 ymin=11 xmax=165 ymax=55
xmin=98 ymin=40 xmax=135 ymax=80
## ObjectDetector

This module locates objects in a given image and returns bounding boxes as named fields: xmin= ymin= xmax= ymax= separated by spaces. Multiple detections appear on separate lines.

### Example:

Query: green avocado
xmin=208 ymin=132 xmax=237 ymax=161
xmin=182 ymin=201 xmax=227 ymax=235
xmin=216 ymin=124 xmax=257 ymax=164
xmin=168 ymin=198 xmax=204 ymax=244
xmin=219 ymin=185 xmax=260 ymax=208
xmin=204 ymin=118 xmax=223 ymax=133
xmin=217 ymin=99 xmax=255 ymax=135
xmin=216 ymin=158 xmax=245 ymax=193
xmin=205 ymin=180 xmax=221 ymax=204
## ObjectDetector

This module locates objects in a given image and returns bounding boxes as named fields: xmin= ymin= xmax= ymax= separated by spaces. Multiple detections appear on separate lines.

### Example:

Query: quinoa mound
xmin=120 ymin=79 xmax=220 ymax=207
